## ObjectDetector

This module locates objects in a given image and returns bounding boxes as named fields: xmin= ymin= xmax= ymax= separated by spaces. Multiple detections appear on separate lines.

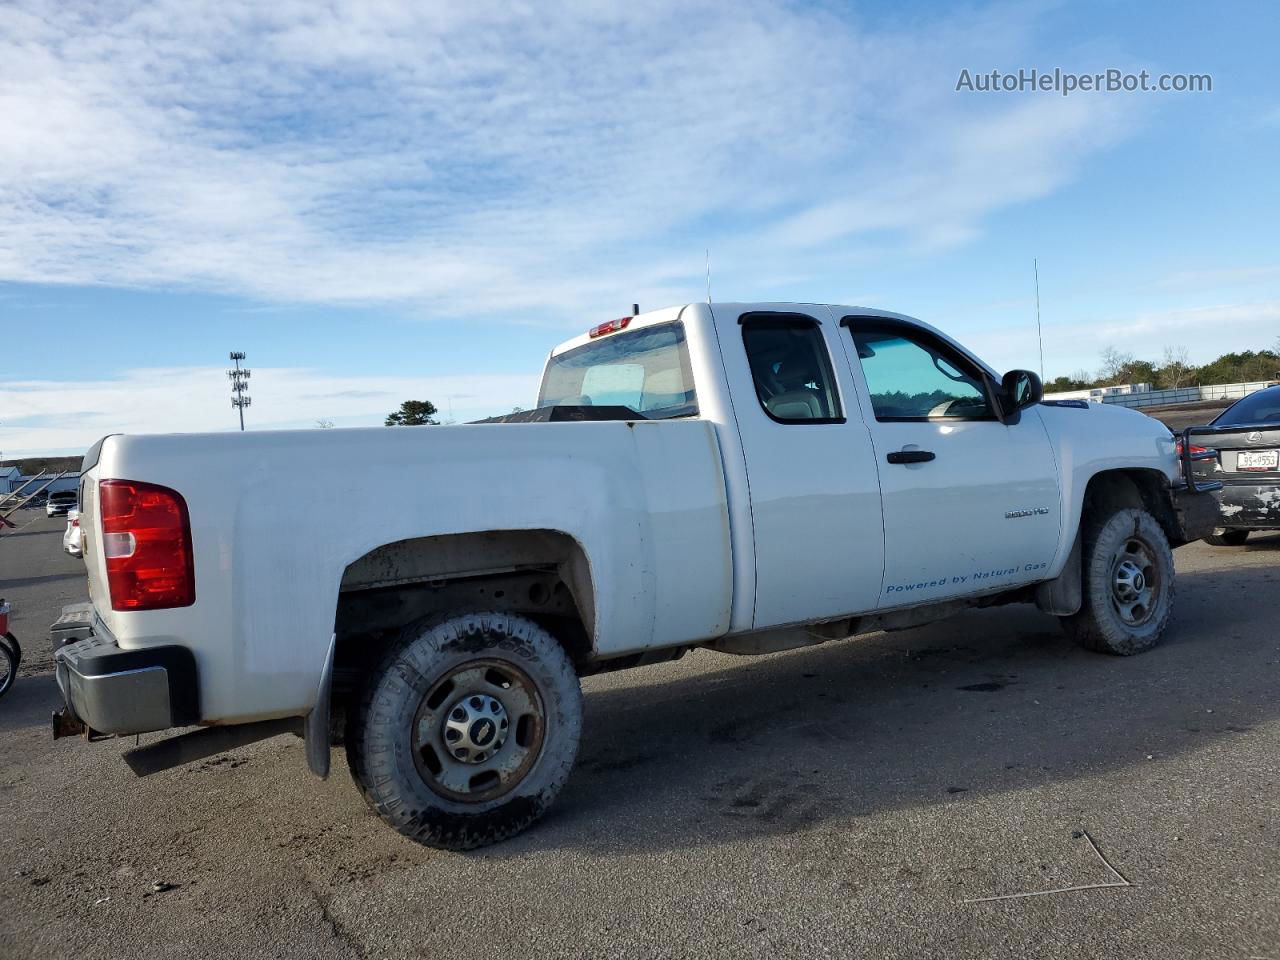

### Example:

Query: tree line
xmin=1045 ymin=340 xmax=1280 ymax=394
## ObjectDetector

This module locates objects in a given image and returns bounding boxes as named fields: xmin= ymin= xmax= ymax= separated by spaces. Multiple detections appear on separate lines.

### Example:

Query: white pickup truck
xmin=53 ymin=302 xmax=1218 ymax=849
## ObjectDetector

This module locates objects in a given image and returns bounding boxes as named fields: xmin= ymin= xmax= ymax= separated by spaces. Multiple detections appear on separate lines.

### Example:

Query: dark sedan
xmin=1180 ymin=384 xmax=1280 ymax=545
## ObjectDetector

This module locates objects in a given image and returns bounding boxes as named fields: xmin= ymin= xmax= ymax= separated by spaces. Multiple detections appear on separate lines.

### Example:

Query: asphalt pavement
xmin=2 ymin=513 xmax=1277 ymax=959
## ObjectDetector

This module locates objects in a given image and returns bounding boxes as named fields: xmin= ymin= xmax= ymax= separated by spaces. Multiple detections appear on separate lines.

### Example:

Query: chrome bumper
xmin=53 ymin=629 xmax=199 ymax=738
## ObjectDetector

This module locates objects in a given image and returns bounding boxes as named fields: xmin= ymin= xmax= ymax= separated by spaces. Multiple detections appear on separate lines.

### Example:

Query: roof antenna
xmin=705 ymin=248 xmax=712 ymax=305
xmin=1033 ymin=258 xmax=1045 ymax=379
xmin=632 ymin=303 xmax=639 ymax=316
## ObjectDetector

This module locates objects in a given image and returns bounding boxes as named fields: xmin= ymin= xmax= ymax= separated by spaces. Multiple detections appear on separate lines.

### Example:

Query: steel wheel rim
xmin=411 ymin=658 xmax=546 ymax=803
xmin=1109 ymin=536 xmax=1160 ymax=626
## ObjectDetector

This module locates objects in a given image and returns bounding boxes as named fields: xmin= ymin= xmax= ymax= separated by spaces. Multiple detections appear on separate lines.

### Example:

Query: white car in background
xmin=62 ymin=509 xmax=82 ymax=558
xmin=47 ymin=491 xmax=78 ymax=517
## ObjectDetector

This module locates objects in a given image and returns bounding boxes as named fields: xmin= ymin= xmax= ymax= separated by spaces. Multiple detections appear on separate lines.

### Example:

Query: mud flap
xmin=304 ymin=635 xmax=335 ymax=779
xmin=1034 ymin=533 xmax=1082 ymax=617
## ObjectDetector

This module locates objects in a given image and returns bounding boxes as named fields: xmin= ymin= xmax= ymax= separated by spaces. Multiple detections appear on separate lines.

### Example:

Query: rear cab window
xmin=539 ymin=322 xmax=698 ymax=418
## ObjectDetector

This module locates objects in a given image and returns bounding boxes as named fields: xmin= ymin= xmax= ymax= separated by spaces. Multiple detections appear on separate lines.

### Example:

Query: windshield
xmin=538 ymin=322 xmax=698 ymax=419
xmin=1214 ymin=387 xmax=1280 ymax=425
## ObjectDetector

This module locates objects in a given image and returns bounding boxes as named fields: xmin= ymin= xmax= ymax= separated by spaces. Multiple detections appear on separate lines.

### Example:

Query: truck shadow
xmin=528 ymin=553 xmax=1280 ymax=856
xmin=0 ymin=528 xmax=61 ymax=539
xmin=1230 ymin=531 xmax=1280 ymax=552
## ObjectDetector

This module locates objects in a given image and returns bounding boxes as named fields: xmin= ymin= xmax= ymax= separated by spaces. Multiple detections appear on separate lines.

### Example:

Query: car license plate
xmin=1237 ymin=449 xmax=1278 ymax=471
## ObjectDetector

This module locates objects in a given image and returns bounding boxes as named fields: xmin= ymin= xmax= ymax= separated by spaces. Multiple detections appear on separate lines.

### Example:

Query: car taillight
xmin=1175 ymin=441 xmax=1210 ymax=456
xmin=99 ymin=480 xmax=195 ymax=611
xmin=71 ymin=518 xmax=79 ymax=527
xmin=588 ymin=316 xmax=631 ymax=338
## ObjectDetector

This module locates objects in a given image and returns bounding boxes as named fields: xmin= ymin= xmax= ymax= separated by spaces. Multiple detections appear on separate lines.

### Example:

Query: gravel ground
xmin=1 ymin=514 xmax=1278 ymax=959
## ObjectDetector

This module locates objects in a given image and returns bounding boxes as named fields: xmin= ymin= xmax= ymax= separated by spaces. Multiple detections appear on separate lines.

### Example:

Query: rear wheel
xmin=1203 ymin=528 xmax=1250 ymax=547
xmin=1062 ymin=507 xmax=1174 ymax=656
xmin=346 ymin=611 xmax=582 ymax=850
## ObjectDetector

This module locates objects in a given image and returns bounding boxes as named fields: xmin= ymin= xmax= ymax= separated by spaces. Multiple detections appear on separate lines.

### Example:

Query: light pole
xmin=228 ymin=352 xmax=251 ymax=431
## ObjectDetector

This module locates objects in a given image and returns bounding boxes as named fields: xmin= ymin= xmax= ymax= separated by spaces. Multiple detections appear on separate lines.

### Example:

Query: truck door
xmin=839 ymin=316 xmax=1061 ymax=608
xmin=717 ymin=307 xmax=884 ymax=628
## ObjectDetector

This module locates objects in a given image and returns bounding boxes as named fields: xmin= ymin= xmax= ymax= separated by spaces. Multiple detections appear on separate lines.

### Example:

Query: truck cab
xmin=538 ymin=303 xmax=1166 ymax=634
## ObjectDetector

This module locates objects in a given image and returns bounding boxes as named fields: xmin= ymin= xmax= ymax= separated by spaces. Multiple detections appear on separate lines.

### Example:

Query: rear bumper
xmin=1210 ymin=481 xmax=1280 ymax=529
xmin=54 ymin=628 xmax=199 ymax=737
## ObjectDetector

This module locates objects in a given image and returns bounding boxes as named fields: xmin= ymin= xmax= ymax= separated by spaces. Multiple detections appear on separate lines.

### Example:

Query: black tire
xmin=345 ymin=611 xmax=582 ymax=850
xmin=0 ymin=634 xmax=18 ymax=699
xmin=2 ymin=632 xmax=21 ymax=669
xmin=1062 ymin=507 xmax=1174 ymax=656
xmin=1203 ymin=528 xmax=1250 ymax=547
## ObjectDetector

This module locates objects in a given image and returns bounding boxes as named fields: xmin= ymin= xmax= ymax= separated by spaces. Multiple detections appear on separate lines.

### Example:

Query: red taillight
xmin=99 ymin=480 xmax=195 ymax=611
xmin=71 ymin=518 xmax=79 ymax=528
xmin=588 ymin=316 xmax=631 ymax=338
xmin=1175 ymin=441 xmax=1210 ymax=456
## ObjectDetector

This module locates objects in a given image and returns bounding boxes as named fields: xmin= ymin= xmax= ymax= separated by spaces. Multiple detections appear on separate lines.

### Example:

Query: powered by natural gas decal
xmin=885 ymin=561 xmax=1049 ymax=594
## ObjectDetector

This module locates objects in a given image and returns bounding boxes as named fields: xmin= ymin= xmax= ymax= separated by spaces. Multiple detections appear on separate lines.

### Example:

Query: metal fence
xmin=1046 ymin=380 xmax=1276 ymax=410
xmin=1100 ymin=380 xmax=1276 ymax=409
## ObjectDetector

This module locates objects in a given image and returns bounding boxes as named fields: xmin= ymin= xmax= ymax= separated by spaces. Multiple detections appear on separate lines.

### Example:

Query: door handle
xmin=886 ymin=450 xmax=936 ymax=464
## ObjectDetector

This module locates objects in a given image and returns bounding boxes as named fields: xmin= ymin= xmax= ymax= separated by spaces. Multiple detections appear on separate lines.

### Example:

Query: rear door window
xmin=740 ymin=314 xmax=843 ymax=423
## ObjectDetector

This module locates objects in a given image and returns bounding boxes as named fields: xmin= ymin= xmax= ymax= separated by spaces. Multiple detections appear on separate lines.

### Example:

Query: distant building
xmin=38 ymin=473 xmax=82 ymax=495
xmin=0 ymin=468 xmax=81 ymax=498
xmin=1044 ymin=379 xmax=1276 ymax=410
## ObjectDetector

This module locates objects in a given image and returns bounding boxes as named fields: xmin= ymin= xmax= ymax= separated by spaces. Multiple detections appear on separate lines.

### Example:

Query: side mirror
xmin=999 ymin=369 xmax=1043 ymax=423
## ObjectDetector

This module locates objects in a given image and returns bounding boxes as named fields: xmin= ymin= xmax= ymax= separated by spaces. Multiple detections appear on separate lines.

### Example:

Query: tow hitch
xmin=51 ymin=707 xmax=87 ymax=740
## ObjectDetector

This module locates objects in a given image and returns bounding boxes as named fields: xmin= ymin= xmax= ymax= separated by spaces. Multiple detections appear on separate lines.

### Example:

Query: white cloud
xmin=0 ymin=366 xmax=540 ymax=457
xmin=0 ymin=0 xmax=1143 ymax=316
xmin=2 ymin=1 xmax=1186 ymax=455
xmin=767 ymin=96 xmax=1132 ymax=251
xmin=1082 ymin=299 xmax=1280 ymax=348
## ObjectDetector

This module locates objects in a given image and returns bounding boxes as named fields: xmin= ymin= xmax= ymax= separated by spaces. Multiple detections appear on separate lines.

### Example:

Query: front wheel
xmin=346 ymin=611 xmax=582 ymax=850
xmin=1203 ymin=528 xmax=1249 ymax=547
xmin=1062 ymin=507 xmax=1174 ymax=656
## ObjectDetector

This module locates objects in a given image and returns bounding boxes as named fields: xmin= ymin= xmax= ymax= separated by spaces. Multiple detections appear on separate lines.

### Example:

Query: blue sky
xmin=3 ymin=0 xmax=1278 ymax=456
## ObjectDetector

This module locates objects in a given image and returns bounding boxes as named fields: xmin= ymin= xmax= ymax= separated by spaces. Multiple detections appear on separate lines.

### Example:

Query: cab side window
xmin=741 ymin=315 xmax=843 ymax=423
xmin=848 ymin=324 xmax=993 ymax=421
